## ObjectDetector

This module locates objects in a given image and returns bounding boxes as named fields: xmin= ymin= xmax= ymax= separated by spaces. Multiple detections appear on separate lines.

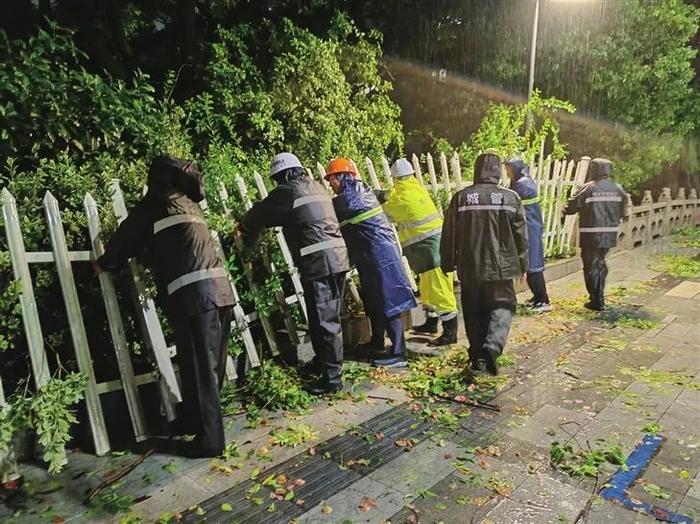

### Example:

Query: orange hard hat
xmin=325 ymin=157 xmax=359 ymax=180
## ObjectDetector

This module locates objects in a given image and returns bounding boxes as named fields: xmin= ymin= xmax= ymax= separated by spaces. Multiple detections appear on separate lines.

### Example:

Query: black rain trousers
xmin=173 ymin=306 xmax=233 ymax=454
xmin=461 ymin=280 xmax=516 ymax=363
xmin=302 ymin=273 xmax=346 ymax=385
xmin=581 ymin=247 xmax=609 ymax=308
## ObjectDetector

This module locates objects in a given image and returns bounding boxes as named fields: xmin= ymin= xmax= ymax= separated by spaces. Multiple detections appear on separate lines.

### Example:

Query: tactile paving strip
xmin=180 ymin=404 xmax=432 ymax=523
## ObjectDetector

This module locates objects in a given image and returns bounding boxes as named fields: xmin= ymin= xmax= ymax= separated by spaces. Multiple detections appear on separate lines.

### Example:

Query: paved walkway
xmin=5 ymin=238 xmax=699 ymax=523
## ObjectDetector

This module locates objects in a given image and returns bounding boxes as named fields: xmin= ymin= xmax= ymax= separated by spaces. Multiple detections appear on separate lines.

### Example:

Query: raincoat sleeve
xmin=374 ymin=189 xmax=390 ymax=205
xmin=240 ymin=186 xmax=292 ymax=245
xmin=511 ymin=201 xmax=529 ymax=274
xmin=439 ymin=193 xmax=459 ymax=274
xmin=97 ymin=201 xmax=152 ymax=271
xmin=563 ymin=185 xmax=589 ymax=216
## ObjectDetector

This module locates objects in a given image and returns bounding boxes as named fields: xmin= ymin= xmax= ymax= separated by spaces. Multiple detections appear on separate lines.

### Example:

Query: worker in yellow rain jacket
xmin=376 ymin=158 xmax=458 ymax=345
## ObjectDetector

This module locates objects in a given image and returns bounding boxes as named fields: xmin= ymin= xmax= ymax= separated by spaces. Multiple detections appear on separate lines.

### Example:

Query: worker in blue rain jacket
xmin=505 ymin=158 xmax=551 ymax=312
xmin=325 ymin=158 xmax=417 ymax=367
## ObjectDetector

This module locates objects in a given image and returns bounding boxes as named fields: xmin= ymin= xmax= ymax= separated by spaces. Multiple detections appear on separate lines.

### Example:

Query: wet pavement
xmin=3 ymin=238 xmax=699 ymax=523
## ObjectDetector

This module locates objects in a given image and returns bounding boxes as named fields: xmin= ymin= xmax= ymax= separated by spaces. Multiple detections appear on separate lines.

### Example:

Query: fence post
xmin=364 ymin=157 xmax=382 ymax=190
xmin=110 ymin=180 xmax=180 ymax=421
xmin=314 ymin=163 xmax=333 ymax=192
xmin=380 ymin=156 xmax=394 ymax=188
xmin=425 ymin=153 xmax=439 ymax=195
xmin=450 ymin=152 xmax=463 ymax=191
xmin=44 ymin=191 xmax=110 ymax=456
xmin=232 ymin=176 xmax=282 ymax=356
xmin=84 ymin=193 xmax=148 ymax=442
xmin=411 ymin=154 xmax=425 ymax=186
xmin=2 ymin=189 xmax=51 ymax=389
xmin=557 ymin=160 xmax=577 ymax=255
xmin=439 ymin=152 xmax=451 ymax=196
xmin=211 ymin=182 xmax=260 ymax=371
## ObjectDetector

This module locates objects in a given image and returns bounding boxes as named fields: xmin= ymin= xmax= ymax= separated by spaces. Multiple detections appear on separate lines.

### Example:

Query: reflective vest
xmin=382 ymin=176 xmax=443 ymax=248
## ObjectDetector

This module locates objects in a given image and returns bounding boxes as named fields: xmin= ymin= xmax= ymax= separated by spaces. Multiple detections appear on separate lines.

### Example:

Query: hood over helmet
xmin=587 ymin=158 xmax=613 ymax=181
xmin=505 ymin=158 xmax=529 ymax=180
xmin=148 ymin=154 xmax=205 ymax=202
xmin=474 ymin=152 xmax=502 ymax=184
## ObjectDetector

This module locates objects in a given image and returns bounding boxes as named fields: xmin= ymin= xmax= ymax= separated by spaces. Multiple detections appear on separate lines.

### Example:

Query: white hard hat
xmin=390 ymin=158 xmax=415 ymax=178
xmin=269 ymin=152 xmax=303 ymax=177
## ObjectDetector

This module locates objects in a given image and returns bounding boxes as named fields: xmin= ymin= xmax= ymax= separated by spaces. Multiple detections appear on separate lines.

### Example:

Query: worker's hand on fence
xmin=92 ymin=261 xmax=103 ymax=277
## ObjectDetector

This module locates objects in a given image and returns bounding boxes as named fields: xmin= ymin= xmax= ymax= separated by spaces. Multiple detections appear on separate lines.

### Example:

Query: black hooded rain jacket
xmin=440 ymin=153 xmax=529 ymax=282
xmin=97 ymin=155 xmax=234 ymax=316
xmin=563 ymin=158 xmax=628 ymax=249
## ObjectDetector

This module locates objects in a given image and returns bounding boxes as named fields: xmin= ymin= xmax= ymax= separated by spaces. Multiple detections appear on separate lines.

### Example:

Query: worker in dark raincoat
xmin=240 ymin=152 xmax=350 ymax=394
xmin=95 ymin=155 xmax=234 ymax=457
xmin=505 ymin=159 xmax=551 ymax=312
xmin=441 ymin=152 xmax=529 ymax=376
xmin=563 ymin=158 xmax=628 ymax=311
xmin=325 ymin=158 xmax=417 ymax=367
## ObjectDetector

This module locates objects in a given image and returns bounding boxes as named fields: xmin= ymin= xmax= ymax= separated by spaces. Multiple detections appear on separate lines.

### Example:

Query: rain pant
xmin=378 ymin=176 xmax=457 ymax=320
xmin=98 ymin=155 xmax=234 ymax=453
xmin=332 ymin=176 xmax=416 ymax=352
xmin=441 ymin=153 xmax=529 ymax=364
xmin=563 ymin=158 xmax=627 ymax=308
xmin=241 ymin=170 xmax=349 ymax=385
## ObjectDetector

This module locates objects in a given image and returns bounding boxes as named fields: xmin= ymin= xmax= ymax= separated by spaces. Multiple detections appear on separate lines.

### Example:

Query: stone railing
xmin=618 ymin=187 xmax=699 ymax=249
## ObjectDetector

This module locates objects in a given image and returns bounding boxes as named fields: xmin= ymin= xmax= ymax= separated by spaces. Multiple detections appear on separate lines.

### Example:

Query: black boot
xmin=412 ymin=316 xmax=439 ymax=334
xmin=428 ymin=317 xmax=458 ymax=346
xmin=306 ymin=379 xmax=344 ymax=395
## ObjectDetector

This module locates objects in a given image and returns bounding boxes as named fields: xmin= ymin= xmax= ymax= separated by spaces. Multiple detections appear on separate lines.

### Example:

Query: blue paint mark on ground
xmin=600 ymin=434 xmax=693 ymax=523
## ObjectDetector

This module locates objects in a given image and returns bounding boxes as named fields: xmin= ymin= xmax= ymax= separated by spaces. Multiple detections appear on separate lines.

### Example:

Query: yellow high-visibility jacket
xmin=379 ymin=176 xmax=443 ymax=274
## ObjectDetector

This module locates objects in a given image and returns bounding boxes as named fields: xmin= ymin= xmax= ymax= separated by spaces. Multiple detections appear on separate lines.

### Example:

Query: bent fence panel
xmin=84 ymin=193 xmax=148 ymax=442
xmin=110 ymin=181 xmax=181 ymax=421
xmin=234 ymin=176 xmax=299 ymax=347
xmin=253 ymin=172 xmax=308 ymax=322
xmin=44 ymin=191 xmax=110 ymax=456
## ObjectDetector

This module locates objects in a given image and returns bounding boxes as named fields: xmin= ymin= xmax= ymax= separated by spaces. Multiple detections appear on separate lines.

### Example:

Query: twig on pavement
xmin=429 ymin=392 xmax=501 ymax=412
xmin=84 ymin=448 xmax=154 ymax=503
xmin=574 ymin=475 xmax=600 ymax=523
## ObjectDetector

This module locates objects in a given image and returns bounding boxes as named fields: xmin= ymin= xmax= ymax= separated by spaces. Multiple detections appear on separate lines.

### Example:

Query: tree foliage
xmin=0 ymin=9 xmax=403 ymax=466
xmin=435 ymin=90 xmax=575 ymax=179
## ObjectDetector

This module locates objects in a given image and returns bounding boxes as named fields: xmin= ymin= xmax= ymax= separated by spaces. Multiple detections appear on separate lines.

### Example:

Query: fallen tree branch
xmin=84 ymin=448 xmax=154 ymax=503
xmin=424 ymin=392 xmax=501 ymax=412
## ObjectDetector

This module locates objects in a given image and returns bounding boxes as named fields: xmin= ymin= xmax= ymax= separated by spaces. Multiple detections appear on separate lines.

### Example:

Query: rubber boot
xmin=428 ymin=317 xmax=458 ymax=346
xmin=411 ymin=316 xmax=438 ymax=334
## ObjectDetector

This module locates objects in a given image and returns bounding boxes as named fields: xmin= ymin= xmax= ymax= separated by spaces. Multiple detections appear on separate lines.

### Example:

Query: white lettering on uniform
xmin=466 ymin=193 xmax=479 ymax=205
xmin=490 ymin=192 xmax=504 ymax=205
